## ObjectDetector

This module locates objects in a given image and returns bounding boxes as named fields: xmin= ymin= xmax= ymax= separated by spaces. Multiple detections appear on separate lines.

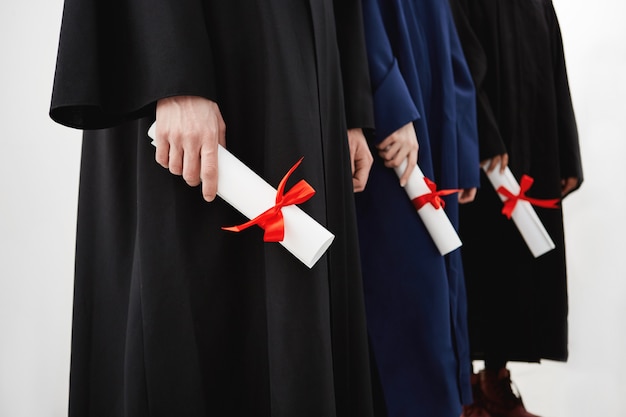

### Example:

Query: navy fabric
xmin=356 ymin=0 xmax=480 ymax=416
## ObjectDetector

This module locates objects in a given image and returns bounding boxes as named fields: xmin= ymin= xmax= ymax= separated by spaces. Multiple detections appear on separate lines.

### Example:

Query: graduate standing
xmin=450 ymin=0 xmax=583 ymax=416
xmin=355 ymin=0 xmax=480 ymax=416
xmin=49 ymin=1 xmax=378 ymax=416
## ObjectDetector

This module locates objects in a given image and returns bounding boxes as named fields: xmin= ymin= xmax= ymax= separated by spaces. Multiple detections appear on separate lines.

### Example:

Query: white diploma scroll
xmin=482 ymin=161 xmax=555 ymax=258
xmin=148 ymin=123 xmax=334 ymax=268
xmin=395 ymin=161 xmax=462 ymax=255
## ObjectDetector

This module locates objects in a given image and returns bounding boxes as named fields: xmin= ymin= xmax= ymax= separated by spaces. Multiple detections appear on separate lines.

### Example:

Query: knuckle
xmin=200 ymin=147 xmax=217 ymax=159
xmin=185 ymin=178 xmax=201 ymax=187
xmin=183 ymin=169 xmax=200 ymax=185
xmin=202 ymin=184 xmax=217 ymax=201
xmin=169 ymin=162 xmax=183 ymax=175
xmin=155 ymin=153 xmax=168 ymax=167
xmin=154 ymin=125 xmax=170 ymax=141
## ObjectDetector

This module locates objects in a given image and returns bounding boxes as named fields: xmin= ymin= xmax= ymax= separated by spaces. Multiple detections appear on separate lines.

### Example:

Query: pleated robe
xmin=450 ymin=0 xmax=583 ymax=362
xmin=355 ymin=1 xmax=480 ymax=416
xmin=49 ymin=1 xmax=376 ymax=416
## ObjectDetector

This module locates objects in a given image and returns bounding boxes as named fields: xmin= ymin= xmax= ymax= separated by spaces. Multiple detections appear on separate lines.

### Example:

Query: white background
xmin=0 ymin=0 xmax=624 ymax=416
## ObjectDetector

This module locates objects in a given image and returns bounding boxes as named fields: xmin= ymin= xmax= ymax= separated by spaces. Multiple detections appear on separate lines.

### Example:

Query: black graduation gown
xmin=450 ymin=0 xmax=583 ymax=362
xmin=50 ymin=1 xmax=375 ymax=416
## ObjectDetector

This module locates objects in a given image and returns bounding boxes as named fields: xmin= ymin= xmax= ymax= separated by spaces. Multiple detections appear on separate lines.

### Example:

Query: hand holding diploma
xmin=377 ymin=122 xmax=462 ymax=255
xmin=482 ymin=157 xmax=558 ymax=257
xmin=155 ymin=95 xmax=226 ymax=202
xmin=376 ymin=122 xmax=419 ymax=186
xmin=148 ymin=108 xmax=335 ymax=268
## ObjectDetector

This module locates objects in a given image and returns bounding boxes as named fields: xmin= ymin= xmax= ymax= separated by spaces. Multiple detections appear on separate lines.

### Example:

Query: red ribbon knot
xmin=222 ymin=157 xmax=315 ymax=242
xmin=497 ymin=174 xmax=560 ymax=219
xmin=412 ymin=177 xmax=460 ymax=210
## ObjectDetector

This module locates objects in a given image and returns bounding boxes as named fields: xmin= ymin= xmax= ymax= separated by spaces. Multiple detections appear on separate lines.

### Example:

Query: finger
xmin=376 ymin=136 xmax=394 ymax=151
xmin=352 ymin=158 xmax=370 ymax=192
xmin=352 ymin=140 xmax=372 ymax=193
xmin=217 ymin=112 xmax=227 ymax=148
xmin=353 ymin=180 xmax=367 ymax=192
xmin=155 ymin=140 xmax=171 ymax=169
xmin=399 ymin=151 xmax=417 ymax=187
xmin=182 ymin=147 xmax=201 ymax=187
xmin=500 ymin=154 xmax=509 ymax=173
xmin=485 ymin=157 xmax=499 ymax=173
xmin=200 ymin=145 xmax=219 ymax=202
xmin=168 ymin=144 xmax=184 ymax=176
xmin=467 ymin=188 xmax=477 ymax=203
xmin=381 ymin=143 xmax=402 ymax=166
xmin=561 ymin=177 xmax=578 ymax=197
xmin=349 ymin=141 xmax=357 ymax=175
xmin=377 ymin=142 xmax=393 ymax=160
xmin=379 ymin=139 xmax=400 ymax=162
xmin=458 ymin=190 xmax=466 ymax=204
xmin=458 ymin=188 xmax=476 ymax=204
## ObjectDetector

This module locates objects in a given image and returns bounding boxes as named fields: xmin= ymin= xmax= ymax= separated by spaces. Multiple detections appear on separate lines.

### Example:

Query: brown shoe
xmin=460 ymin=373 xmax=493 ymax=417
xmin=478 ymin=368 xmax=541 ymax=417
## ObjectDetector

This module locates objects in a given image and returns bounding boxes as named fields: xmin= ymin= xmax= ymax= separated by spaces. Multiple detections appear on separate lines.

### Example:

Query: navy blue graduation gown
xmin=355 ymin=0 xmax=480 ymax=416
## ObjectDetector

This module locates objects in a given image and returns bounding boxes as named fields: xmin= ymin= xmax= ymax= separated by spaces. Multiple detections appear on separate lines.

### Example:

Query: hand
xmin=155 ymin=95 xmax=226 ymax=202
xmin=482 ymin=153 xmax=509 ymax=173
xmin=458 ymin=187 xmax=477 ymax=204
xmin=561 ymin=177 xmax=579 ymax=197
xmin=347 ymin=128 xmax=374 ymax=192
xmin=377 ymin=122 xmax=419 ymax=186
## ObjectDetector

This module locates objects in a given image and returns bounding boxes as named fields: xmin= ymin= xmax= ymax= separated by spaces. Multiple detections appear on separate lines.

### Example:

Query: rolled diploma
xmin=482 ymin=161 xmax=555 ymax=258
xmin=148 ymin=123 xmax=334 ymax=268
xmin=395 ymin=161 xmax=462 ymax=255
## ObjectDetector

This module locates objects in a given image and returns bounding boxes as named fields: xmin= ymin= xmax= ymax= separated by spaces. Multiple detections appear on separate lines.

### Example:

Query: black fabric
xmin=451 ymin=0 xmax=583 ymax=363
xmin=483 ymin=357 xmax=507 ymax=372
xmin=51 ymin=1 xmax=375 ymax=416
xmin=448 ymin=0 xmax=506 ymax=160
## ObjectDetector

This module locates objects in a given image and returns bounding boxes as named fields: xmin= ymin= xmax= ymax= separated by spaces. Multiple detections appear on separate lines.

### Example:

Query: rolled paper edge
xmin=281 ymin=205 xmax=336 ymax=268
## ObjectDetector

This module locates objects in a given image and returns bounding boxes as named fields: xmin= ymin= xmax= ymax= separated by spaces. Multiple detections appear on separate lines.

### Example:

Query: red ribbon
xmin=222 ymin=158 xmax=315 ymax=242
xmin=497 ymin=174 xmax=560 ymax=219
xmin=412 ymin=177 xmax=461 ymax=210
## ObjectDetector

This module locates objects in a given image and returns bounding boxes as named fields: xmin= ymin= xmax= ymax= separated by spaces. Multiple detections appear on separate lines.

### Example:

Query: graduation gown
xmin=50 ymin=1 xmax=376 ymax=416
xmin=355 ymin=1 xmax=480 ymax=416
xmin=450 ymin=0 xmax=583 ymax=362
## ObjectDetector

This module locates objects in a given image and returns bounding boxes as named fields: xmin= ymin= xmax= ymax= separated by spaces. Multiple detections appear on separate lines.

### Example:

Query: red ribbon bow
xmin=412 ymin=177 xmax=461 ymax=210
xmin=222 ymin=158 xmax=315 ymax=242
xmin=497 ymin=174 xmax=560 ymax=219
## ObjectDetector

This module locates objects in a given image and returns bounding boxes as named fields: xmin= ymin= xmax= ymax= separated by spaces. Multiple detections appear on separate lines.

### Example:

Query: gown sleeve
xmin=449 ymin=0 xmax=507 ymax=161
xmin=50 ymin=0 xmax=216 ymax=129
xmin=448 ymin=9 xmax=481 ymax=188
xmin=545 ymin=0 xmax=583 ymax=186
xmin=361 ymin=0 xmax=420 ymax=143
xmin=333 ymin=0 xmax=375 ymax=130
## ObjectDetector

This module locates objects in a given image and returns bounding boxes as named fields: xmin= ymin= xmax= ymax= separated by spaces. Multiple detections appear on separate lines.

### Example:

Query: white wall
xmin=0 ymin=2 xmax=79 ymax=416
xmin=506 ymin=1 xmax=626 ymax=415
xmin=0 ymin=0 xmax=624 ymax=416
